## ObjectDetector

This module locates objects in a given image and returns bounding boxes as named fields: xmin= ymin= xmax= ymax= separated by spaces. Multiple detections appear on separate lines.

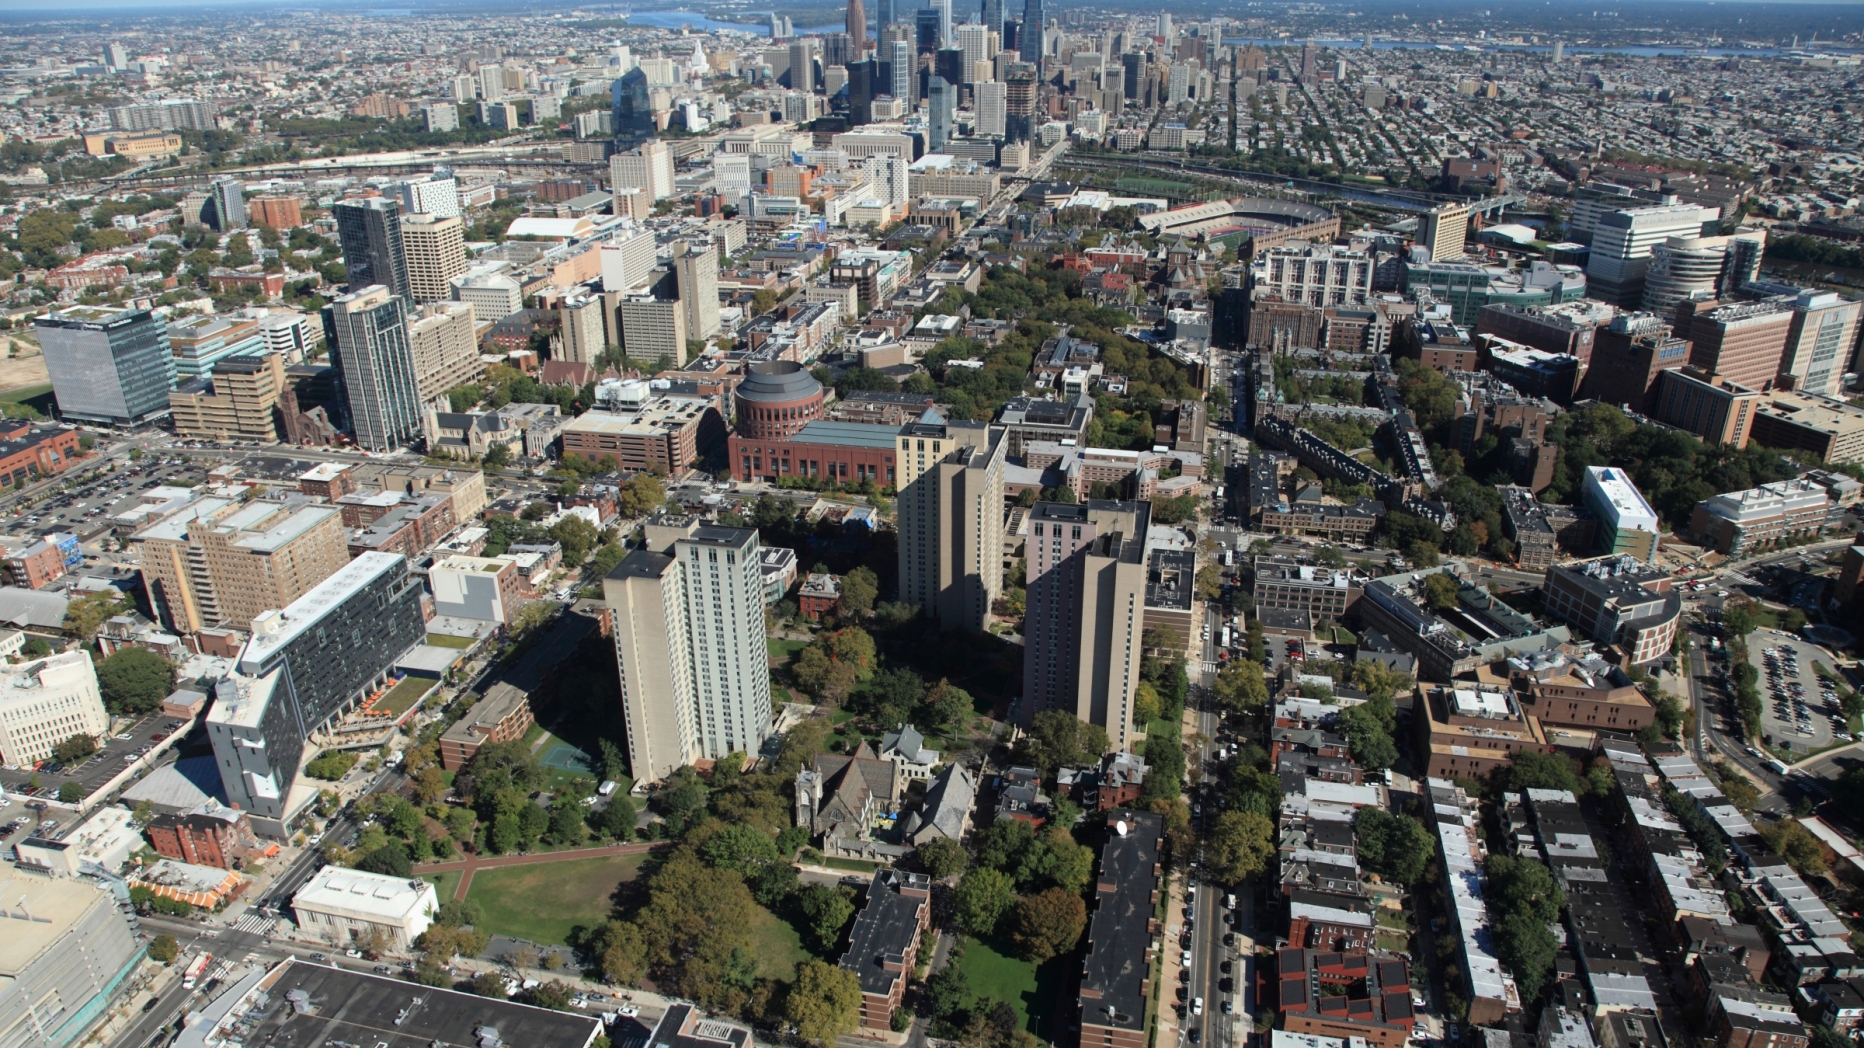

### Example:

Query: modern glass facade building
xmin=325 ymin=286 xmax=422 ymax=452
xmin=333 ymin=197 xmax=411 ymax=300
xmin=34 ymin=306 xmax=177 ymax=425
xmin=207 ymin=551 xmax=425 ymax=828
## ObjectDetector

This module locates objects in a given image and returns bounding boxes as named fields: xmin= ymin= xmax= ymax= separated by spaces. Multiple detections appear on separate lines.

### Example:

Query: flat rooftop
xmin=1079 ymin=811 xmax=1163 ymax=1034
xmin=187 ymin=960 xmax=600 ymax=1048
xmin=238 ymin=551 xmax=404 ymax=673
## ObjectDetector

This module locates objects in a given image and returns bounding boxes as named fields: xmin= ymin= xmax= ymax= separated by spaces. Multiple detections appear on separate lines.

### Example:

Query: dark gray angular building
xmin=332 ymin=197 xmax=411 ymax=300
xmin=34 ymin=305 xmax=177 ymax=425
xmin=206 ymin=551 xmax=426 ymax=834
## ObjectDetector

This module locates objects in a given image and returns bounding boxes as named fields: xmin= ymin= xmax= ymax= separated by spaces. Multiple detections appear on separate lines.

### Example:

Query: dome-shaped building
xmin=735 ymin=360 xmax=825 ymax=441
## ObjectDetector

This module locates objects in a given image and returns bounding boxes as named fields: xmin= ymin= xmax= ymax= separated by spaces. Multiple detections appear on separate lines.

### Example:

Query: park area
xmin=464 ymin=852 xmax=647 ymax=946
xmin=951 ymin=935 xmax=1072 ymax=1041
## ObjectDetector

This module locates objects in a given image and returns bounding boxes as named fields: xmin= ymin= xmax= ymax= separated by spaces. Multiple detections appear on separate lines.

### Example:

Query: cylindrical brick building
xmin=734 ymin=360 xmax=825 ymax=440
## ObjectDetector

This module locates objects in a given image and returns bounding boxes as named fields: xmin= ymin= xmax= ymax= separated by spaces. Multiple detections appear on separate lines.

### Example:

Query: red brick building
xmin=838 ymin=870 xmax=932 ymax=1031
xmin=1275 ymin=948 xmax=1417 ymax=1048
xmin=729 ymin=419 xmax=900 ymax=485
xmin=208 ymin=269 xmax=287 ymax=297
xmin=0 ymin=423 xmax=84 ymax=489
xmin=147 ymin=806 xmax=259 ymax=869
xmin=797 ymin=573 xmax=841 ymax=620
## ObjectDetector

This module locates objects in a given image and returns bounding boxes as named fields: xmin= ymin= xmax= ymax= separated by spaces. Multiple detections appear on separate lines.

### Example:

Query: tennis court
xmin=539 ymin=741 xmax=598 ymax=774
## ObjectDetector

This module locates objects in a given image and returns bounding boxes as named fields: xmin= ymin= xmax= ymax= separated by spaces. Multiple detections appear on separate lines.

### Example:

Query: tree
xmin=918 ymin=837 xmax=969 ymax=879
xmin=797 ymin=882 xmax=857 ymax=953
xmin=838 ymin=566 xmax=879 ymax=617
xmin=1506 ymin=751 xmax=1581 ymax=795
xmin=1337 ymin=696 xmax=1398 ymax=770
xmin=1018 ymin=710 xmax=1109 ymax=775
xmin=529 ymin=980 xmax=576 ymax=1010
xmin=1211 ymin=660 xmax=1270 ymax=713
xmin=954 ymin=866 xmax=1015 ymax=936
xmin=617 ymin=474 xmax=667 ymax=518
xmin=148 ymin=934 xmax=179 ymax=963
xmin=482 ymin=442 xmax=513 ymax=470
xmin=1421 ymin=572 xmax=1460 ymax=610
xmin=1349 ymin=660 xmax=1415 ymax=702
xmin=51 ymin=733 xmax=97 ymax=764
xmin=1484 ymin=854 xmax=1564 ymax=924
xmin=356 ymin=841 xmax=412 ymax=877
xmin=1132 ymin=680 xmax=1162 ymax=724
xmin=62 ymin=590 xmax=128 ymax=640
xmin=922 ymin=678 xmax=975 ymax=733
xmin=1011 ymin=887 xmax=1087 ymax=962
xmin=1758 ymin=818 xmax=1829 ymax=876
xmin=1204 ymin=811 xmax=1274 ymax=884
xmin=1493 ymin=909 xmax=1558 ymax=1005
xmin=58 ymin=781 xmax=82 ymax=803
xmin=788 ymin=960 xmax=863 ymax=1047
xmin=94 ymin=648 xmax=175 ymax=715
xmin=550 ymin=515 xmax=600 ymax=565
xmin=1355 ymin=807 xmax=1434 ymax=885
xmin=700 ymin=822 xmax=782 ymax=876
xmin=598 ymin=794 xmax=636 ymax=839
xmin=590 ymin=920 xmax=647 ymax=985
xmin=547 ymin=802 xmax=586 ymax=845
xmin=923 ymin=963 xmax=973 ymax=1023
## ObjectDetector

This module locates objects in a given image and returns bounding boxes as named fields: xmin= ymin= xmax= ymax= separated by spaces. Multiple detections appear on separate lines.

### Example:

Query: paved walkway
xmin=413 ymin=842 xmax=662 ymax=900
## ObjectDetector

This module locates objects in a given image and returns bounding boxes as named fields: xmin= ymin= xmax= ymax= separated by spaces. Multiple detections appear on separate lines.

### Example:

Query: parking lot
xmin=0 ymin=710 xmax=195 ymax=804
xmin=1752 ymin=632 xmax=1847 ymax=757
xmin=13 ymin=458 xmax=203 ymax=536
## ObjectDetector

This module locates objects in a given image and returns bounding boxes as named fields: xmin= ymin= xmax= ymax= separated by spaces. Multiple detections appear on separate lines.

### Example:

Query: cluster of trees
xmin=920 ymin=961 xmax=1043 ymax=1048
xmin=950 ymin=812 xmax=1095 ymax=964
xmin=1355 ymin=807 xmax=1436 ymax=885
xmin=839 ymin=664 xmax=976 ymax=736
xmin=1483 ymin=854 xmax=1565 ymax=1006
xmin=1757 ymin=817 xmax=1830 ymax=877
xmin=92 ymin=646 xmax=175 ymax=715
xmin=1338 ymin=694 xmax=1399 ymax=770
xmin=129 ymin=884 xmax=196 ymax=916
xmin=1541 ymin=403 xmax=1796 ymax=529
xmin=454 ymin=740 xmax=632 ymax=855
xmin=304 ymin=750 xmax=359 ymax=781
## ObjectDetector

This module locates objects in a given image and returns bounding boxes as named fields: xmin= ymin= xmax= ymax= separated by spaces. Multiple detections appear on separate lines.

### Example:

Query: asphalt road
xmin=1181 ymin=688 xmax=1244 ymax=1048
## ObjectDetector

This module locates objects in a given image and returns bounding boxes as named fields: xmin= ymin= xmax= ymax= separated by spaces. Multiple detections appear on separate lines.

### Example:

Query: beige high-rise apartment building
xmin=618 ymin=295 xmax=689 ymax=366
xmin=134 ymin=498 xmax=349 ymax=634
xmin=604 ymin=522 xmax=771 ymax=782
xmin=407 ymin=300 xmax=484 ymax=401
xmin=1020 ymin=499 xmax=1150 ymax=752
xmin=673 ymin=242 xmax=720 ymax=342
xmin=169 ymin=352 xmax=287 ymax=443
xmin=1420 ymin=201 xmax=1470 ymax=262
xmin=894 ymin=408 xmax=1006 ymax=632
xmin=559 ymin=291 xmax=608 ymax=365
xmin=400 ymin=213 xmax=467 ymax=303
xmin=610 ymin=139 xmax=676 ymax=202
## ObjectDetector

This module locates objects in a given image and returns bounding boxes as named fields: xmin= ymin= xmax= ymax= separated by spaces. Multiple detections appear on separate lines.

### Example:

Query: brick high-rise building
xmin=1577 ymin=312 xmax=1691 ymax=412
xmin=248 ymin=196 xmax=304 ymax=230
xmin=133 ymin=498 xmax=350 ymax=634
xmin=1652 ymin=367 xmax=1760 ymax=448
xmin=400 ymin=212 xmax=467 ymax=304
xmin=1686 ymin=301 xmax=1794 ymax=392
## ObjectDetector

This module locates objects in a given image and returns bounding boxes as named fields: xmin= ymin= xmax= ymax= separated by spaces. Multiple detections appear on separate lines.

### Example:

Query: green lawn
xmin=0 ymin=383 xmax=51 ymax=405
xmin=750 ymin=904 xmax=816 ymax=979
xmin=953 ymin=936 xmax=1070 ymax=1039
xmin=465 ymin=853 xmax=647 ymax=945
xmin=769 ymin=638 xmax=810 ymax=662
xmin=375 ymin=676 xmax=435 ymax=717
xmin=426 ymin=633 xmax=476 ymax=649
xmin=1147 ymin=717 xmax=1177 ymax=740
xmin=823 ymin=857 xmax=880 ymax=873
xmin=422 ymin=870 xmax=463 ymax=903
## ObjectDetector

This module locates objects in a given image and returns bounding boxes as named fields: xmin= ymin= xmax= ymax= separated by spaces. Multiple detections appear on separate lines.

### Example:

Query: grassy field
xmin=822 ymin=857 xmax=879 ymax=873
xmin=465 ymin=852 xmax=647 ymax=945
xmin=953 ymin=936 xmax=1069 ymax=1038
xmin=422 ymin=870 xmax=463 ymax=902
xmin=750 ymin=904 xmax=816 ymax=980
xmin=0 ymin=383 xmax=51 ymax=407
xmin=426 ymin=633 xmax=476 ymax=649
xmin=769 ymin=638 xmax=810 ymax=662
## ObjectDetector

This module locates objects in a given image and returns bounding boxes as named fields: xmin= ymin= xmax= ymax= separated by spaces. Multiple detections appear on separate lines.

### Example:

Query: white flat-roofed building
xmin=0 ymin=651 xmax=109 ymax=767
xmin=1581 ymin=466 xmax=1661 ymax=564
xmin=291 ymin=866 xmax=437 ymax=949
xmin=1426 ymin=777 xmax=1515 ymax=1025
xmin=427 ymin=553 xmax=521 ymax=625
xmin=1689 ymin=478 xmax=1830 ymax=555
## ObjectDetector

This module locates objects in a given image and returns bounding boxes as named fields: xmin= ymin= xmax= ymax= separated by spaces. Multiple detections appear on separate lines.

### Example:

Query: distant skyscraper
xmin=876 ymin=0 xmax=895 ymax=27
xmin=788 ymin=40 xmax=817 ymax=91
xmin=1158 ymin=13 xmax=1172 ymax=41
xmin=1299 ymin=39 xmax=1318 ymax=82
xmin=916 ymin=8 xmax=943 ymax=53
xmin=325 ymin=286 xmax=421 ymax=453
xmin=975 ymin=79 xmax=1006 ymax=137
xmin=981 ymin=0 xmax=1002 ymax=39
xmin=890 ymin=39 xmax=914 ymax=101
xmin=1551 ymin=39 xmax=1564 ymax=63
xmin=1022 ymin=0 xmax=1044 ymax=62
xmin=928 ymin=75 xmax=955 ymax=151
xmin=332 ymin=198 xmax=411 ymax=300
xmin=1122 ymin=52 xmax=1146 ymax=99
xmin=849 ymin=58 xmax=879 ymax=124
xmin=894 ymin=409 xmax=1006 ymax=631
xmin=610 ymin=139 xmax=676 ymax=202
xmin=205 ymin=177 xmax=246 ymax=231
xmin=935 ymin=0 xmax=952 ymax=46
xmin=1005 ymin=62 xmax=1037 ymax=141
xmin=103 ymin=42 xmax=128 ymax=70
xmin=955 ymin=23 xmax=991 ymax=75
xmin=847 ymin=0 xmax=867 ymax=47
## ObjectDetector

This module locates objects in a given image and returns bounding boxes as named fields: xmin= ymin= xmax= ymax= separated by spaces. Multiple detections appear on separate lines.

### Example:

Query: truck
xmin=1765 ymin=758 xmax=1789 ymax=776
xmin=182 ymin=953 xmax=212 ymax=990
xmin=1220 ymin=627 xmax=1232 ymax=650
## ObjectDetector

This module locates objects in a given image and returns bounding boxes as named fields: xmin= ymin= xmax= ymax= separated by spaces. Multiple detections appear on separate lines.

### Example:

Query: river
xmin=626 ymin=10 xmax=844 ymax=36
xmin=1218 ymin=36 xmax=1833 ymax=59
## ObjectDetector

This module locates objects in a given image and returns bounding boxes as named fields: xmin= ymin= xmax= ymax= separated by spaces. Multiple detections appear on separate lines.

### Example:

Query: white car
xmin=1182 ymin=950 xmax=1193 ymax=967
xmin=1192 ymin=998 xmax=1204 ymax=1016
xmin=618 ymin=1006 xmax=641 ymax=1018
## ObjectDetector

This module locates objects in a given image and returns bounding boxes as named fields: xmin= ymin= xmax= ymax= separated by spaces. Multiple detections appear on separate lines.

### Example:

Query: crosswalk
xmin=228 ymin=913 xmax=281 ymax=937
